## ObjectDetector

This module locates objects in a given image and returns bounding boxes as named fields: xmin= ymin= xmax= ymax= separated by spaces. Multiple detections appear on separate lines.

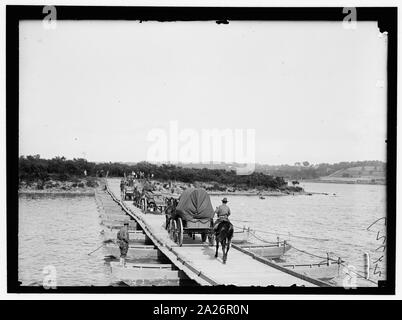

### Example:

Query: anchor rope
xmin=290 ymin=244 xmax=338 ymax=261
xmin=244 ymin=230 xmax=379 ymax=285
xmin=231 ymin=222 xmax=330 ymax=242
xmin=248 ymin=231 xmax=278 ymax=244
xmin=233 ymin=221 xmax=340 ymax=261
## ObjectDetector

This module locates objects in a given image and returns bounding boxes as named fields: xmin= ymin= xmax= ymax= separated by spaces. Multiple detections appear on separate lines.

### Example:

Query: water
xmin=18 ymin=182 xmax=386 ymax=286
xmin=18 ymin=194 xmax=113 ymax=286
xmin=211 ymin=182 xmax=386 ymax=280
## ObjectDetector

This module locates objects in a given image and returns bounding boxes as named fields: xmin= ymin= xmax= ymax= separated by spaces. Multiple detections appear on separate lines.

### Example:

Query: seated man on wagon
xmin=213 ymin=197 xmax=231 ymax=231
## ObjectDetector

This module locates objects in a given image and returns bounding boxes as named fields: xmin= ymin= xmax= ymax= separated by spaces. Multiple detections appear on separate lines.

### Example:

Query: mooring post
xmin=326 ymin=252 xmax=330 ymax=266
xmin=337 ymin=257 xmax=342 ymax=275
xmin=277 ymin=236 xmax=280 ymax=247
xmin=364 ymin=252 xmax=370 ymax=279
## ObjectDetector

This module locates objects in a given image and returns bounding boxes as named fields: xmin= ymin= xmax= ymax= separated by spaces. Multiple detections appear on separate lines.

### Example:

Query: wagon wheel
xmin=177 ymin=217 xmax=184 ymax=247
xmin=165 ymin=216 xmax=170 ymax=230
xmin=169 ymin=219 xmax=177 ymax=242
xmin=166 ymin=217 xmax=170 ymax=232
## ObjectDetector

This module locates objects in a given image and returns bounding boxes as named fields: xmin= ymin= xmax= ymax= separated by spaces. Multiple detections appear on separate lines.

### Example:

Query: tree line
xmin=18 ymin=155 xmax=287 ymax=189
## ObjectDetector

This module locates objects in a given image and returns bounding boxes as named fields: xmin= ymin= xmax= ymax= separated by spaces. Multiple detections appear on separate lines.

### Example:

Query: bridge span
xmin=106 ymin=178 xmax=329 ymax=287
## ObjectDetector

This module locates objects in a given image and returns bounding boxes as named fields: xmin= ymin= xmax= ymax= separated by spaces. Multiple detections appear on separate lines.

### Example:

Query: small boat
xmin=100 ymin=229 xmax=147 ymax=243
xmin=101 ymin=220 xmax=137 ymax=229
xmin=103 ymin=243 xmax=166 ymax=260
xmin=232 ymin=230 xmax=251 ymax=244
xmin=110 ymin=262 xmax=184 ymax=285
xmin=282 ymin=261 xmax=342 ymax=281
xmin=100 ymin=214 xmax=130 ymax=223
xmin=238 ymin=242 xmax=291 ymax=259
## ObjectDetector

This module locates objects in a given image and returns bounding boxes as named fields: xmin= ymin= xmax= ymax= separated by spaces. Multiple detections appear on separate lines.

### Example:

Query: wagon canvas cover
xmin=175 ymin=188 xmax=214 ymax=221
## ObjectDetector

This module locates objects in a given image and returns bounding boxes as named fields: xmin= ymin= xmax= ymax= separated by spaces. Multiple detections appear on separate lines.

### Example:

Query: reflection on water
xmin=19 ymin=182 xmax=386 ymax=286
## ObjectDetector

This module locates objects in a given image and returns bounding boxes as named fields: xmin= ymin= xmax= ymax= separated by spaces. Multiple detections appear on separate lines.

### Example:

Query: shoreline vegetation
xmin=18 ymin=155 xmax=304 ymax=196
xmin=18 ymin=155 xmax=385 ymax=195
xmin=18 ymin=176 xmax=98 ymax=195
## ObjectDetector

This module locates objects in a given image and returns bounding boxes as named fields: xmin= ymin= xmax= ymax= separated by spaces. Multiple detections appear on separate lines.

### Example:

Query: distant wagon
xmin=166 ymin=188 xmax=214 ymax=246
xmin=140 ymin=191 xmax=166 ymax=214
xmin=123 ymin=185 xmax=135 ymax=201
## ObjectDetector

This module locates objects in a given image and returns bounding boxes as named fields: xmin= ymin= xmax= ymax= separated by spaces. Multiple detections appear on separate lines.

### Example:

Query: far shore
xmin=208 ymin=190 xmax=315 ymax=197
xmin=18 ymin=189 xmax=95 ymax=196
xmin=18 ymin=177 xmax=310 ymax=197
xmin=18 ymin=176 xmax=332 ymax=197
xmin=18 ymin=177 xmax=99 ymax=196
xmin=18 ymin=187 xmax=313 ymax=197
xmin=302 ymin=179 xmax=386 ymax=186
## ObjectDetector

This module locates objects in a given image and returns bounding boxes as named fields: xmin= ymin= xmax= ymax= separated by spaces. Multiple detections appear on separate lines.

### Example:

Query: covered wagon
xmin=166 ymin=188 xmax=214 ymax=246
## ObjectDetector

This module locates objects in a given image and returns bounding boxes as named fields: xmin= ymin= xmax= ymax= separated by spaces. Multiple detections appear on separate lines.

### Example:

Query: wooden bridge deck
xmin=107 ymin=178 xmax=322 ymax=287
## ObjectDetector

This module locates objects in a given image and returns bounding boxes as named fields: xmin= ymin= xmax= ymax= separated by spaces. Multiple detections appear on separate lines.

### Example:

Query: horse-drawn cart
xmin=166 ymin=188 xmax=214 ymax=246
xmin=121 ymin=176 xmax=135 ymax=201
xmin=123 ymin=186 xmax=135 ymax=201
xmin=140 ymin=191 xmax=166 ymax=214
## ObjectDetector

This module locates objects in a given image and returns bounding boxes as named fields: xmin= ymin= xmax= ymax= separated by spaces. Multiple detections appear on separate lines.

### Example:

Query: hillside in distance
xmin=317 ymin=165 xmax=385 ymax=184
xmin=174 ymin=160 xmax=386 ymax=181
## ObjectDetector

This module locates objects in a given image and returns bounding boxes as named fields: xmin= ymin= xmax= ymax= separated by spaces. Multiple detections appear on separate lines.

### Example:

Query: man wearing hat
xmin=117 ymin=221 xmax=130 ymax=267
xmin=213 ymin=197 xmax=231 ymax=231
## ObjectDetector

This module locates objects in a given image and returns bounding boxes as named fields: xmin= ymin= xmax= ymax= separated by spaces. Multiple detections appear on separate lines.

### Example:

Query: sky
xmin=19 ymin=20 xmax=387 ymax=165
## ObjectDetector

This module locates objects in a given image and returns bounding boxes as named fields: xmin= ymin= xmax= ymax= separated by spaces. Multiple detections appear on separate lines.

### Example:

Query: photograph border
xmin=6 ymin=5 xmax=397 ymax=294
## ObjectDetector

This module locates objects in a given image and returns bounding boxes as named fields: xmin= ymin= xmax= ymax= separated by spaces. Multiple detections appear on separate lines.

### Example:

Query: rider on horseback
xmin=213 ymin=197 xmax=231 ymax=231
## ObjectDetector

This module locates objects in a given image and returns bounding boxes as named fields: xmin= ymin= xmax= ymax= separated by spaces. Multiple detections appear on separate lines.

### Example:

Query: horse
xmin=133 ymin=191 xmax=142 ymax=207
xmin=164 ymin=198 xmax=178 ymax=230
xmin=214 ymin=220 xmax=234 ymax=264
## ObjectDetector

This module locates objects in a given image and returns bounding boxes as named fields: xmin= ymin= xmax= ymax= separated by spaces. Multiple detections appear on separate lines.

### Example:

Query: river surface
xmin=18 ymin=182 xmax=386 ymax=286
xmin=18 ymin=194 xmax=112 ymax=286
xmin=212 ymin=182 xmax=386 ymax=281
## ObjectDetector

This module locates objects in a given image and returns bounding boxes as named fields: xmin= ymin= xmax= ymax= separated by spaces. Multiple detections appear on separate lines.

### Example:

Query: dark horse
xmin=214 ymin=220 xmax=234 ymax=264
xmin=133 ymin=189 xmax=142 ymax=208
xmin=164 ymin=198 xmax=178 ymax=230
